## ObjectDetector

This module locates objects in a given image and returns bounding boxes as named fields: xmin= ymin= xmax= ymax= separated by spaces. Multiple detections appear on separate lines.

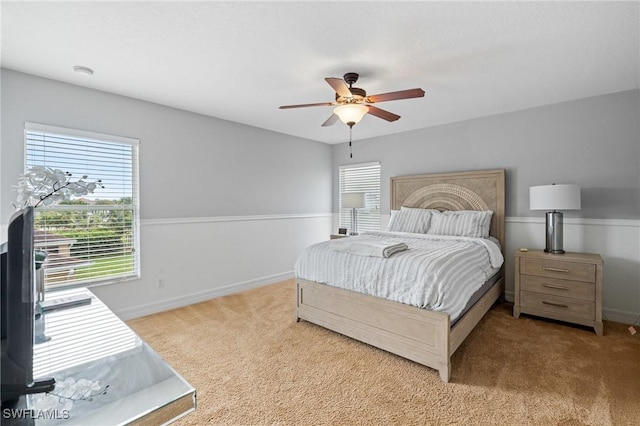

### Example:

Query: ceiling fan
xmin=279 ymin=72 xmax=425 ymax=128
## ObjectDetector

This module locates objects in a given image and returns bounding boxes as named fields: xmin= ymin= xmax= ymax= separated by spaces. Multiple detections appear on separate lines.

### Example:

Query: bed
xmin=295 ymin=169 xmax=505 ymax=382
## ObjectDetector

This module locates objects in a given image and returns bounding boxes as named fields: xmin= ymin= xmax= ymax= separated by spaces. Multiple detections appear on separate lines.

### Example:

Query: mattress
xmin=294 ymin=231 xmax=503 ymax=322
xmin=451 ymin=271 xmax=500 ymax=326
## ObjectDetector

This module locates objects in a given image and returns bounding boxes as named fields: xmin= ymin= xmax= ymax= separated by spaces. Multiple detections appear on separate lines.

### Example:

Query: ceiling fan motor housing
xmin=336 ymin=87 xmax=367 ymax=103
xmin=338 ymin=72 xmax=366 ymax=103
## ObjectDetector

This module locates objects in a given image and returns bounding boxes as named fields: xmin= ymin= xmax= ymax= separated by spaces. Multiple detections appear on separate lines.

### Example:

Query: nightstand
xmin=330 ymin=234 xmax=348 ymax=239
xmin=513 ymin=249 xmax=603 ymax=335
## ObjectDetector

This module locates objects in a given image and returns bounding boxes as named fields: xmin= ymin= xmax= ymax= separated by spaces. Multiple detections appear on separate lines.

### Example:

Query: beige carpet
xmin=127 ymin=280 xmax=640 ymax=425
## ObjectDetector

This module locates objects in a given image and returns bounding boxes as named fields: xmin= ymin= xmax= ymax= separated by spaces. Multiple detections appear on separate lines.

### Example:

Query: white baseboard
xmin=115 ymin=271 xmax=294 ymax=321
xmin=88 ymin=212 xmax=331 ymax=320
xmin=118 ymin=274 xmax=639 ymax=325
xmin=602 ymin=307 xmax=640 ymax=325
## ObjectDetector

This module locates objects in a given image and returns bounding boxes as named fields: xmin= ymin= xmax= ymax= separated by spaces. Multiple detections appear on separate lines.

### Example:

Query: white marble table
xmin=29 ymin=288 xmax=195 ymax=425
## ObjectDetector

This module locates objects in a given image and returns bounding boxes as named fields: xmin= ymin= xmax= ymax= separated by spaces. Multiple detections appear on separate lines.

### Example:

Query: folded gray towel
xmin=333 ymin=240 xmax=408 ymax=258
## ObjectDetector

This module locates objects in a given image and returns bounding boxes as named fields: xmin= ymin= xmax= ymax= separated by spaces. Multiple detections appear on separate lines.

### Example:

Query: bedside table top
xmin=515 ymin=249 xmax=603 ymax=265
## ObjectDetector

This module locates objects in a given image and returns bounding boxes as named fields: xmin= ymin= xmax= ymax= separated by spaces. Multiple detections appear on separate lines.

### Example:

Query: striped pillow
xmin=428 ymin=210 xmax=493 ymax=238
xmin=386 ymin=207 xmax=433 ymax=234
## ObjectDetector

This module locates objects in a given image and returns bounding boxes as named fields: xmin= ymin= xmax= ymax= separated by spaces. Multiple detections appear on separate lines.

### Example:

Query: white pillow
xmin=428 ymin=210 xmax=493 ymax=238
xmin=386 ymin=207 xmax=432 ymax=234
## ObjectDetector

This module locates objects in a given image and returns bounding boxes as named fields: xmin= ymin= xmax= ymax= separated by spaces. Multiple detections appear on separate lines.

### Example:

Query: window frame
xmin=24 ymin=122 xmax=140 ymax=290
xmin=338 ymin=161 xmax=381 ymax=233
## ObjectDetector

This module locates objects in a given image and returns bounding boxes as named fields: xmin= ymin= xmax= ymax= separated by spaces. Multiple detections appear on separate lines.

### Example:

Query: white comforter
xmin=294 ymin=231 xmax=503 ymax=322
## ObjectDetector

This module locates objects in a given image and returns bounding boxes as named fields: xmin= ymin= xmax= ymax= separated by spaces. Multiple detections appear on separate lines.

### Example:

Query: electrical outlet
xmin=156 ymin=278 xmax=164 ymax=289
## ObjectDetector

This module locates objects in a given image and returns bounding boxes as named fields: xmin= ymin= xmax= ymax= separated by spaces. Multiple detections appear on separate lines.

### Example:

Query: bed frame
xmin=296 ymin=169 xmax=505 ymax=382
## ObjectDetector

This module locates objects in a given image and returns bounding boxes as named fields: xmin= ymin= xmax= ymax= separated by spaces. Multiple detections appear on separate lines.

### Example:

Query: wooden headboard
xmin=391 ymin=169 xmax=506 ymax=250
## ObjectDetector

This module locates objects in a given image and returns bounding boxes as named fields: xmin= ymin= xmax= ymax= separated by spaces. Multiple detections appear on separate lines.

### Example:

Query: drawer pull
xmin=542 ymin=301 xmax=569 ymax=308
xmin=543 ymin=283 xmax=569 ymax=291
xmin=542 ymin=266 xmax=569 ymax=273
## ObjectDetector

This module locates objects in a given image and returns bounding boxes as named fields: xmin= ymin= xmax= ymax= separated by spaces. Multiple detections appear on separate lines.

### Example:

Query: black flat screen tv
xmin=1 ymin=207 xmax=55 ymax=405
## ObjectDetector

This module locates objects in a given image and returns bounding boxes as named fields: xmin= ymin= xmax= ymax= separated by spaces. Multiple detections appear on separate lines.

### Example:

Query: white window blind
xmin=25 ymin=122 xmax=140 ymax=289
xmin=339 ymin=162 xmax=381 ymax=233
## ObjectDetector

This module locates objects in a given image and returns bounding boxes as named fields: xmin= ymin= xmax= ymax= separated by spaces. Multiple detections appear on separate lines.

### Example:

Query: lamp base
xmin=350 ymin=208 xmax=359 ymax=236
xmin=544 ymin=211 xmax=565 ymax=254
xmin=544 ymin=248 xmax=565 ymax=254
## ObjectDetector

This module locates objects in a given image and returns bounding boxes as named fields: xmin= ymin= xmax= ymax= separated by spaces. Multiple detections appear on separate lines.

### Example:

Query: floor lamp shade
xmin=530 ymin=184 xmax=581 ymax=254
xmin=342 ymin=192 xmax=366 ymax=235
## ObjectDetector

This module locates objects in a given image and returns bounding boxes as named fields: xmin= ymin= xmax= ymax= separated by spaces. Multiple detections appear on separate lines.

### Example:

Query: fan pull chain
xmin=349 ymin=126 xmax=353 ymax=158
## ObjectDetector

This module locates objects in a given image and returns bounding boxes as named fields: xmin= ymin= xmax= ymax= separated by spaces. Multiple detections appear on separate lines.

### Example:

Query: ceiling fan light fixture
xmin=334 ymin=104 xmax=369 ymax=126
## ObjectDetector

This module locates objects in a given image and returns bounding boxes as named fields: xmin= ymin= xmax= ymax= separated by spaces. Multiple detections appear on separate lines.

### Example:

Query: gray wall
xmin=330 ymin=90 xmax=640 ymax=321
xmin=2 ymin=68 xmax=637 ymax=320
xmin=1 ymin=69 xmax=333 ymax=318
xmin=1 ymin=69 xmax=332 ymax=224
xmin=332 ymin=89 xmax=640 ymax=220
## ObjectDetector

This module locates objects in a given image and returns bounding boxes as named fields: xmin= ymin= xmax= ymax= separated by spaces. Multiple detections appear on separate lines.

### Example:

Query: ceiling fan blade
xmin=279 ymin=102 xmax=334 ymax=109
xmin=367 ymin=106 xmax=401 ymax=122
xmin=366 ymin=88 xmax=425 ymax=103
xmin=321 ymin=114 xmax=339 ymax=127
xmin=325 ymin=77 xmax=353 ymax=98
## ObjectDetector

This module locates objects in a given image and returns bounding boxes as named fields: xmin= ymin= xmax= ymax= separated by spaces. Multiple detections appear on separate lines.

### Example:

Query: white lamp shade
xmin=342 ymin=192 xmax=366 ymax=209
xmin=530 ymin=184 xmax=581 ymax=210
xmin=334 ymin=104 xmax=369 ymax=125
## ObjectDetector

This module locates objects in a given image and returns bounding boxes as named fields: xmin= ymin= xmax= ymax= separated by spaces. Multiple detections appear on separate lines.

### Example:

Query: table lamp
xmin=342 ymin=192 xmax=366 ymax=235
xmin=529 ymin=184 xmax=581 ymax=254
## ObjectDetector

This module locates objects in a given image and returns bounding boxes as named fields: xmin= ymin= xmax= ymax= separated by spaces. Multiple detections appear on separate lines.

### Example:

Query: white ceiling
xmin=2 ymin=1 xmax=638 ymax=144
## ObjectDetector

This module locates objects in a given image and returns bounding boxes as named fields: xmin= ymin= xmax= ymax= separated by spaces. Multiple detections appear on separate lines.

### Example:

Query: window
xmin=25 ymin=122 xmax=140 ymax=289
xmin=339 ymin=162 xmax=381 ymax=233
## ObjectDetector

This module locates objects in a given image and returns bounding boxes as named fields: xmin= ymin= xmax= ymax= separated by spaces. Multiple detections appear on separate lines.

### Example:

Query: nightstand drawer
xmin=521 ymin=291 xmax=595 ymax=320
xmin=520 ymin=275 xmax=595 ymax=301
xmin=521 ymin=258 xmax=595 ymax=283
